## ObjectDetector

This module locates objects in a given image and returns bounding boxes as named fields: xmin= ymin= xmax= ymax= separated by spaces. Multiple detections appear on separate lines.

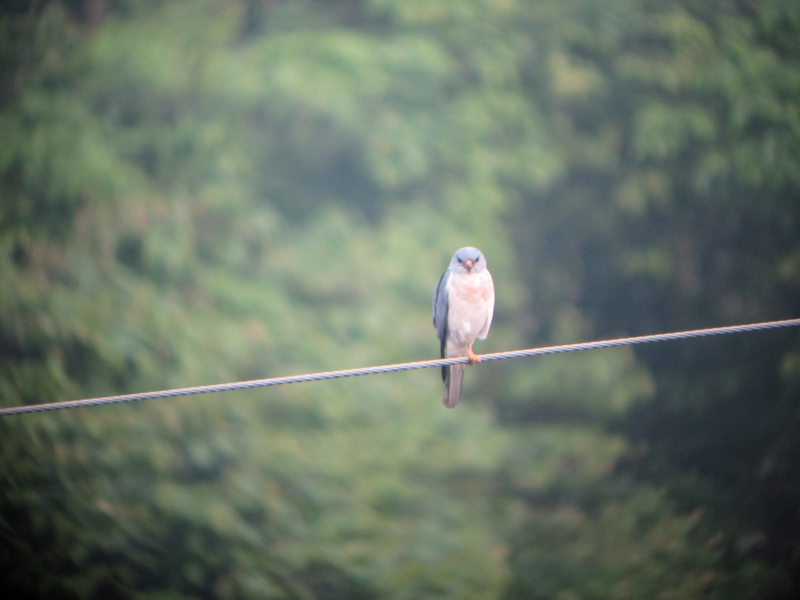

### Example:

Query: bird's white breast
xmin=445 ymin=270 xmax=494 ymax=348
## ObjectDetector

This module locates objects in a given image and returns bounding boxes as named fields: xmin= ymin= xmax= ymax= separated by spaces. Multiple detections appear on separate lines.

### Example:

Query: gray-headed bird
xmin=433 ymin=247 xmax=495 ymax=408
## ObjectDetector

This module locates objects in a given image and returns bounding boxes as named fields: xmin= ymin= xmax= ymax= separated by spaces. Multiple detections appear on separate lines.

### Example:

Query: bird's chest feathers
xmin=445 ymin=272 xmax=493 ymax=337
xmin=447 ymin=272 xmax=493 ymax=304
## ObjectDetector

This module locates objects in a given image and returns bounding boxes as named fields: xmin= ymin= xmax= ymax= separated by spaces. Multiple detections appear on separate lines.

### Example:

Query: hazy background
xmin=2 ymin=1 xmax=799 ymax=598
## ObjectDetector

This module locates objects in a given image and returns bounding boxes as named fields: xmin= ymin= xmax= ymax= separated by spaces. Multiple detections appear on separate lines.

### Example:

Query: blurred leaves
xmin=2 ymin=0 xmax=800 ymax=599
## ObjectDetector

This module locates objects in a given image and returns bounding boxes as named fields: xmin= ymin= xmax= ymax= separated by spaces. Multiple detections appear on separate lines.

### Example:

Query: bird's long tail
xmin=443 ymin=364 xmax=465 ymax=409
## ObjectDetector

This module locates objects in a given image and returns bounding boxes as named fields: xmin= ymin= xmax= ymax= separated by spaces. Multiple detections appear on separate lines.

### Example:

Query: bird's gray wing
xmin=433 ymin=269 xmax=451 ymax=378
xmin=433 ymin=269 xmax=451 ymax=342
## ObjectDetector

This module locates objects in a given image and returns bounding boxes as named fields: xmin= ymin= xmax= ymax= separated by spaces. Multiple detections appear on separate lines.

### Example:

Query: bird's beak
xmin=464 ymin=259 xmax=474 ymax=271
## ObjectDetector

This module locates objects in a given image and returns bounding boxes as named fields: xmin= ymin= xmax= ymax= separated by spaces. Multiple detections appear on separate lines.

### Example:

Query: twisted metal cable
xmin=1 ymin=317 xmax=799 ymax=417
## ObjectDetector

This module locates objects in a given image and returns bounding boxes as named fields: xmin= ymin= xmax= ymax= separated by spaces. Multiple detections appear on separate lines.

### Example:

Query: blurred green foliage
xmin=1 ymin=0 xmax=799 ymax=598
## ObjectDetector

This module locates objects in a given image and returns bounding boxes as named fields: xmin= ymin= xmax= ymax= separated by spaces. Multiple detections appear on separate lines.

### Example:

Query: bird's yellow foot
xmin=467 ymin=347 xmax=481 ymax=365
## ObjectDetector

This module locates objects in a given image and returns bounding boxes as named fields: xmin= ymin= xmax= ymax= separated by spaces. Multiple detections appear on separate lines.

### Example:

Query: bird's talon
xmin=467 ymin=348 xmax=480 ymax=365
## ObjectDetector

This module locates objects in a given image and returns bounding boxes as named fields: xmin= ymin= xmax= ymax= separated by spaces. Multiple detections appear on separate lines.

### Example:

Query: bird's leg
xmin=467 ymin=345 xmax=481 ymax=365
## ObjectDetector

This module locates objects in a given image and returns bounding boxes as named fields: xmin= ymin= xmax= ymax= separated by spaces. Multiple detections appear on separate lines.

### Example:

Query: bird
xmin=433 ymin=247 xmax=495 ymax=408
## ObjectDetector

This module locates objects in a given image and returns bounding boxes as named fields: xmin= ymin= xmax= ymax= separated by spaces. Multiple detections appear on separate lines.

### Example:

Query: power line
xmin=1 ymin=317 xmax=799 ymax=417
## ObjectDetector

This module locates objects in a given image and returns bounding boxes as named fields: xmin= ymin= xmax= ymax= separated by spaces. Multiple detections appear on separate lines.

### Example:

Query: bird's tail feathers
xmin=443 ymin=364 xmax=465 ymax=409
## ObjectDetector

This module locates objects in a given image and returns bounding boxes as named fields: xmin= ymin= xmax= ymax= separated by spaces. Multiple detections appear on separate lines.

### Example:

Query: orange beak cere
xmin=465 ymin=259 xmax=474 ymax=269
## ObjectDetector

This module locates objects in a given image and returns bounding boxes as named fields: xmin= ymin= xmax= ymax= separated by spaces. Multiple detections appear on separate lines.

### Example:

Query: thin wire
xmin=1 ymin=317 xmax=799 ymax=417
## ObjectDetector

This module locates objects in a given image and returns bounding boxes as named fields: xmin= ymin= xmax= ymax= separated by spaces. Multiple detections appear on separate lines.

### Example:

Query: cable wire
xmin=1 ymin=317 xmax=799 ymax=417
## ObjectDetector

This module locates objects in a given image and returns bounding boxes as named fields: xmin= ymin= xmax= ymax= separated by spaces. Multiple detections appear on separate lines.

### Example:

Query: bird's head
xmin=450 ymin=247 xmax=487 ymax=274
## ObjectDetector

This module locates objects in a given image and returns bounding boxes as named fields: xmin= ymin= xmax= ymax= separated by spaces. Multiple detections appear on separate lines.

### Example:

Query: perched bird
xmin=433 ymin=247 xmax=495 ymax=408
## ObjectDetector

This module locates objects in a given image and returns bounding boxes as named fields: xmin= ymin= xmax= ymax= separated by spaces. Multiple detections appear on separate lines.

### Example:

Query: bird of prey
xmin=433 ymin=247 xmax=495 ymax=408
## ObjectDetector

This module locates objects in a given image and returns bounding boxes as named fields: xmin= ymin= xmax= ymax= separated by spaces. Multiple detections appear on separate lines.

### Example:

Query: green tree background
xmin=2 ymin=0 xmax=799 ymax=598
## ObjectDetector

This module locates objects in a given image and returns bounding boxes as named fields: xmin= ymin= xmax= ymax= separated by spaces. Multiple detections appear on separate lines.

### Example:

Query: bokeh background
xmin=2 ymin=1 xmax=800 ymax=598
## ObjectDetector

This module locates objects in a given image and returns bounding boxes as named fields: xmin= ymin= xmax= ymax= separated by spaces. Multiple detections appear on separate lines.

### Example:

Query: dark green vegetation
xmin=2 ymin=0 xmax=800 ymax=598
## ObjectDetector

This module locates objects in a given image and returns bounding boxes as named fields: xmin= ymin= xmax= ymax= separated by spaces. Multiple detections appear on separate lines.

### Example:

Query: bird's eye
xmin=474 ymin=256 xmax=480 ymax=262
xmin=457 ymin=257 xmax=464 ymax=263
